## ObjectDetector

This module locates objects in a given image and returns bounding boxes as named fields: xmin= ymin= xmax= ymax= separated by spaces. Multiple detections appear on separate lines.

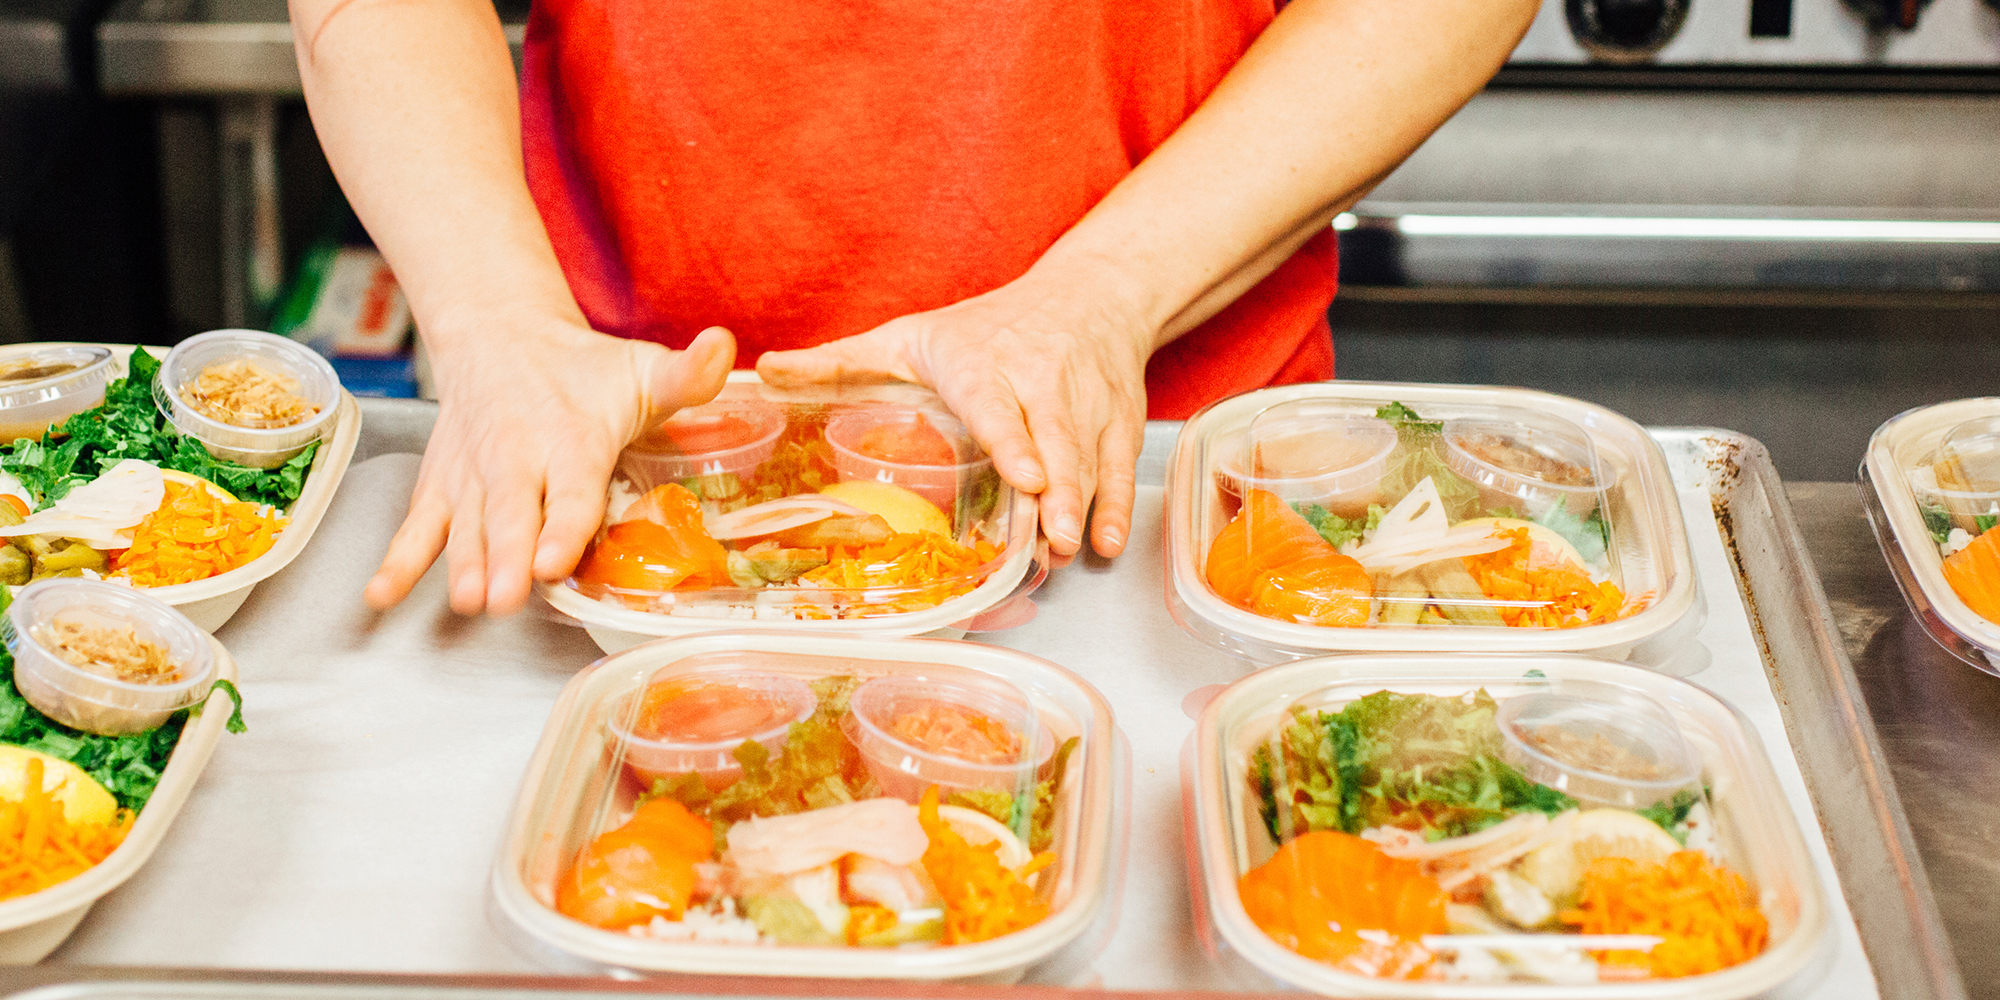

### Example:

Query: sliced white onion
xmin=1354 ymin=521 xmax=1516 ymax=576
xmin=703 ymin=495 xmax=867 ymax=540
xmin=0 ymin=459 xmax=164 ymax=549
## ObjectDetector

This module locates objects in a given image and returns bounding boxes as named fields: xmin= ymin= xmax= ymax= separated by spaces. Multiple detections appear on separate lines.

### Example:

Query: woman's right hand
xmin=365 ymin=321 xmax=736 ymax=616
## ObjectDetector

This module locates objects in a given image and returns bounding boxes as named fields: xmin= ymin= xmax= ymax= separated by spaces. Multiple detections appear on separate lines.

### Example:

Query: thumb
xmin=757 ymin=321 xmax=917 ymax=388
xmin=640 ymin=326 xmax=736 ymax=420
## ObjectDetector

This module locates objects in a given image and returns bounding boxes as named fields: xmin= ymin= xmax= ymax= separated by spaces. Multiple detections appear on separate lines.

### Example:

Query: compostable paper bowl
xmin=0 ymin=635 xmax=238 ymax=963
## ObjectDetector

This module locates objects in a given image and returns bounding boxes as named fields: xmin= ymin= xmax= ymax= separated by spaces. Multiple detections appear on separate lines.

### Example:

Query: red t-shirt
xmin=519 ymin=0 xmax=1335 ymax=420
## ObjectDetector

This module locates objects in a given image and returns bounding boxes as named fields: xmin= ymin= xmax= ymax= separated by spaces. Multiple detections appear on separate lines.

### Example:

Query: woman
xmin=288 ymin=0 xmax=1537 ymax=615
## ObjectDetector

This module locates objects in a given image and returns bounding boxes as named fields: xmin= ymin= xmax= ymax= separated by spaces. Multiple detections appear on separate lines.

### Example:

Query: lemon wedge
xmin=160 ymin=469 xmax=237 ymax=504
xmin=818 ymin=481 xmax=951 ymax=537
xmin=1515 ymin=808 xmax=1680 ymax=906
xmin=0 ymin=745 xmax=119 ymax=826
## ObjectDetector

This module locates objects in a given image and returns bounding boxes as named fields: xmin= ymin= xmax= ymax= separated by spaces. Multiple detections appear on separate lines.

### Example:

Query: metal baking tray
xmin=0 ymin=410 xmax=1955 ymax=1000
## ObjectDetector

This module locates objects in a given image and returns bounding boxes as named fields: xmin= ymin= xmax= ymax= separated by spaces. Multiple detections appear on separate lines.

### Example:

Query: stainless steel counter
xmin=1792 ymin=482 xmax=2000 ymax=1000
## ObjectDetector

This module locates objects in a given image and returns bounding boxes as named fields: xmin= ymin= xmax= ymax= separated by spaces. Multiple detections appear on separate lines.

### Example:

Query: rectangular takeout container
xmin=1166 ymin=382 xmax=1700 ymax=669
xmin=1860 ymin=397 xmax=2000 ymax=675
xmin=539 ymin=375 xmax=1038 ymax=653
xmin=0 ymin=634 xmax=238 ymax=962
xmin=491 ymin=630 xmax=1124 ymax=983
xmin=30 ymin=346 xmax=359 ymax=633
xmin=1183 ymin=652 xmax=1828 ymax=999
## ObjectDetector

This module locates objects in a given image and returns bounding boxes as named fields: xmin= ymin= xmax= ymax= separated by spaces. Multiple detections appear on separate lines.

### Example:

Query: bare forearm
xmin=1043 ymin=0 xmax=1538 ymax=343
xmin=289 ymin=0 xmax=581 ymax=349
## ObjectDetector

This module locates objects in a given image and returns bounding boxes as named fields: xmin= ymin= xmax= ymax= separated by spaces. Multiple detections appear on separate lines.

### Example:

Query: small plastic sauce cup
xmin=607 ymin=670 xmax=816 ymax=790
xmin=1216 ymin=414 xmax=1396 ymax=519
xmin=620 ymin=400 xmax=786 ymax=494
xmin=1442 ymin=415 xmax=1602 ymax=520
xmin=155 ymin=329 xmax=341 ymax=469
xmin=1918 ymin=415 xmax=2000 ymax=537
xmin=1496 ymin=680 xmax=1700 ymax=809
xmin=841 ymin=674 xmax=1053 ymax=802
xmin=4 ymin=579 xmax=217 ymax=736
xmin=0 ymin=345 xmax=116 ymax=443
xmin=825 ymin=408 xmax=990 ymax=514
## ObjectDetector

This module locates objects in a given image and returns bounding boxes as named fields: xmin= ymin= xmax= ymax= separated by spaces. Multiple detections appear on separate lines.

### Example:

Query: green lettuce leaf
xmin=1373 ymin=402 xmax=1483 ymax=521
xmin=1253 ymin=689 xmax=1577 ymax=843
xmin=1294 ymin=503 xmax=1384 ymax=549
xmin=1534 ymin=496 xmax=1610 ymax=566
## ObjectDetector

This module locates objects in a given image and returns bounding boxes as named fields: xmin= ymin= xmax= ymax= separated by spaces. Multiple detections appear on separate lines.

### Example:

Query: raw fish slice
xmin=574 ymin=484 xmax=730 ymax=592
xmin=1206 ymin=488 xmax=1341 ymax=608
xmin=1251 ymin=553 xmax=1372 ymax=627
xmin=1944 ymin=524 xmax=2000 ymax=622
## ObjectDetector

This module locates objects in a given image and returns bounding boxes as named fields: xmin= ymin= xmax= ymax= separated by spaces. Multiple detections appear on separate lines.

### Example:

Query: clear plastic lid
xmin=493 ymin=631 xmax=1119 ymax=978
xmin=1862 ymin=399 xmax=2000 ymax=671
xmin=1167 ymin=384 xmax=1697 ymax=663
xmin=1189 ymin=654 xmax=1824 ymax=996
xmin=548 ymin=379 xmax=1036 ymax=635
xmin=155 ymin=330 xmax=342 ymax=469
xmin=0 ymin=345 xmax=116 ymax=443
xmin=2 ymin=578 xmax=218 ymax=735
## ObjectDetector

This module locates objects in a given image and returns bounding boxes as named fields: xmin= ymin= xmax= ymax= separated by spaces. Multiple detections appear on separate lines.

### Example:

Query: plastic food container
xmin=4 ymin=579 xmax=218 ymax=735
xmin=1860 ymin=397 xmax=2000 ymax=674
xmin=0 ymin=633 xmax=238 ymax=962
xmin=540 ymin=376 xmax=1039 ymax=653
xmin=607 ymin=671 xmax=816 ymax=790
xmin=622 ymin=398 xmax=787 ymax=493
xmin=492 ymin=630 xmax=1125 ymax=982
xmin=0 ymin=345 xmax=116 ymax=443
xmin=826 ymin=407 xmax=992 ymax=514
xmin=1183 ymin=652 xmax=1827 ymax=998
xmin=154 ymin=329 xmax=342 ymax=469
xmin=1166 ymin=383 xmax=1700 ymax=668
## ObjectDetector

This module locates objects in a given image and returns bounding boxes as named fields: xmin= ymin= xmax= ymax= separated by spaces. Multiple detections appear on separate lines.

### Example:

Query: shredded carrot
xmin=1461 ymin=527 xmax=1630 ymax=629
xmin=798 ymin=532 xmax=1001 ymax=615
xmin=109 ymin=479 xmax=286 ymax=587
xmin=845 ymin=903 xmax=901 ymax=945
xmin=0 ymin=758 xmax=131 ymax=902
xmin=1561 ymin=850 xmax=1769 ymax=978
xmin=916 ymin=785 xmax=1049 ymax=944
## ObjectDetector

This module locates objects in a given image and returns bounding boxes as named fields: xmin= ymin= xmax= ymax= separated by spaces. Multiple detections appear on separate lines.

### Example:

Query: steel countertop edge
xmin=96 ymin=0 xmax=526 ymax=96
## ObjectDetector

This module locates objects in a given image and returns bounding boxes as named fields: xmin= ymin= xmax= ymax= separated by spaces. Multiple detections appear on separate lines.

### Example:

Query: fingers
xmin=755 ymin=323 xmax=916 ymax=387
xmin=365 ymin=483 xmax=451 ymax=610
xmin=481 ymin=475 xmax=544 ymax=616
xmin=534 ymin=449 xmax=617 ymax=582
xmin=1089 ymin=417 xmax=1144 ymax=558
xmin=643 ymin=326 xmax=736 ymax=417
xmin=952 ymin=385 xmax=1047 ymax=499
xmin=1023 ymin=397 xmax=1090 ymax=557
xmin=442 ymin=482 xmax=490 ymax=615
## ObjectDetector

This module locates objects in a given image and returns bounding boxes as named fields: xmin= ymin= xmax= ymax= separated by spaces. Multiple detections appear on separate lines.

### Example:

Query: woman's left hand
xmin=757 ymin=264 xmax=1155 ymax=560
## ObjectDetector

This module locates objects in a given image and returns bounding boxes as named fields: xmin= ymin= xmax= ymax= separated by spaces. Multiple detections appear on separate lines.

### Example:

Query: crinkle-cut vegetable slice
xmin=1237 ymin=828 xmax=1447 ymax=978
xmin=1943 ymin=524 xmax=2000 ymax=623
xmin=1207 ymin=488 xmax=1346 ymax=609
xmin=574 ymin=483 xmax=730 ymax=593
xmin=918 ymin=785 xmax=1051 ymax=944
xmin=109 ymin=477 xmax=288 ymax=587
xmin=1562 ymin=850 xmax=1769 ymax=978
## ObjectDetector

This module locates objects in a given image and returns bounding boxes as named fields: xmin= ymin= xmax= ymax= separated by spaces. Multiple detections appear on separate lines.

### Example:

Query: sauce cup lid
xmin=1496 ymin=678 xmax=1700 ymax=809
xmin=0 ymin=345 xmax=116 ymax=412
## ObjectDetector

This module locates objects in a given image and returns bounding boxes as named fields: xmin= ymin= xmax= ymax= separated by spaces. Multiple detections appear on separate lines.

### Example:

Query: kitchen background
xmin=1 ymin=0 xmax=1996 ymax=482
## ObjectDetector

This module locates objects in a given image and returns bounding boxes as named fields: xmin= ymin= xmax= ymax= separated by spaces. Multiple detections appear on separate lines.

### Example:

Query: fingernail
xmin=1051 ymin=515 xmax=1082 ymax=546
xmin=1013 ymin=462 xmax=1046 ymax=489
xmin=1099 ymin=526 xmax=1125 ymax=551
